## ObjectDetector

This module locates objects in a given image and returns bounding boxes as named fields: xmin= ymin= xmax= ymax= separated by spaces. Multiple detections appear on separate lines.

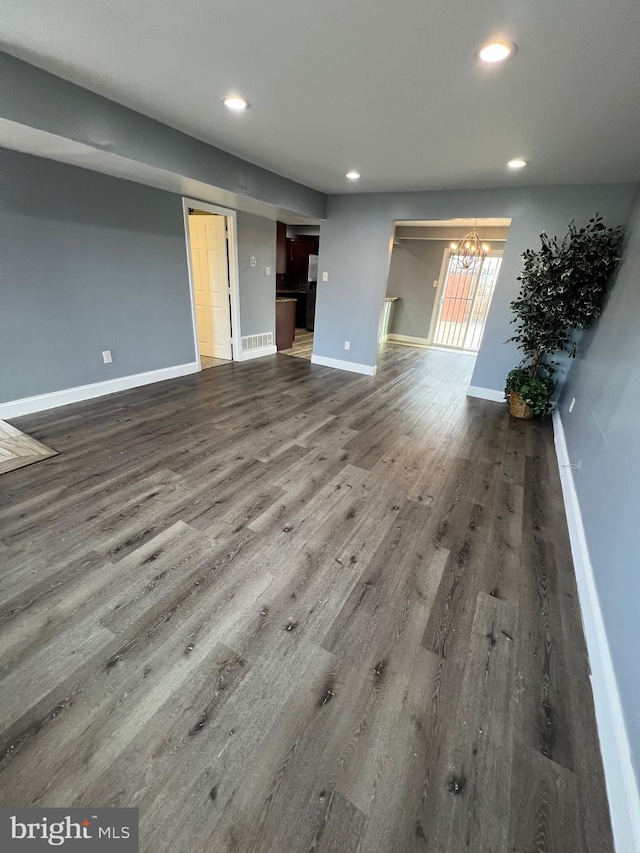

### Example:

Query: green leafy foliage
xmin=505 ymin=367 xmax=555 ymax=415
xmin=506 ymin=214 xmax=624 ymax=416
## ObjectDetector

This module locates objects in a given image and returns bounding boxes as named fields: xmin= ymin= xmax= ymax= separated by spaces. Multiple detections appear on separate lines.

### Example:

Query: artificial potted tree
xmin=505 ymin=215 xmax=624 ymax=419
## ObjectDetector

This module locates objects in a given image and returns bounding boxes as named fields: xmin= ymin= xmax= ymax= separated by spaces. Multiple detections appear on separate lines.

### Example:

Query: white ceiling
xmin=2 ymin=0 xmax=640 ymax=194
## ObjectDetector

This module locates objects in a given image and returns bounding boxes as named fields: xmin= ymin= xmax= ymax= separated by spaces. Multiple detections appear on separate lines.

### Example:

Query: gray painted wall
xmin=0 ymin=150 xmax=284 ymax=405
xmin=0 ymin=52 xmax=326 ymax=220
xmin=385 ymin=242 xmax=445 ymax=339
xmin=559 ymin=189 xmax=640 ymax=783
xmin=236 ymin=213 xmax=276 ymax=339
xmin=0 ymin=149 xmax=195 ymax=403
xmin=315 ymin=185 xmax=636 ymax=383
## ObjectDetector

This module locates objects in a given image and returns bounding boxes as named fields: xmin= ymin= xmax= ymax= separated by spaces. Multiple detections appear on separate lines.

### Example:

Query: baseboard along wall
xmin=236 ymin=345 xmax=277 ymax=362
xmin=0 ymin=362 xmax=200 ymax=420
xmin=311 ymin=354 xmax=377 ymax=376
xmin=553 ymin=410 xmax=640 ymax=853
xmin=386 ymin=333 xmax=431 ymax=347
xmin=466 ymin=385 xmax=505 ymax=403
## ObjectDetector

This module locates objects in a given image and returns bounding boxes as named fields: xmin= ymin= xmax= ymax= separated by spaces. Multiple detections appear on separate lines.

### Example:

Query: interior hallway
xmin=0 ymin=345 xmax=612 ymax=852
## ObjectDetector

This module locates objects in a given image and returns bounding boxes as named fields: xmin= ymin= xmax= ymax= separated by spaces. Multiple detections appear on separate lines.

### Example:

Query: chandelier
xmin=450 ymin=226 xmax=489 ymax=270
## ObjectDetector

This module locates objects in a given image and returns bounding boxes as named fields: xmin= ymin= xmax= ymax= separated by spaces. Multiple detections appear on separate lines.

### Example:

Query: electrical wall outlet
xmin=322 ymin=271 xmax=329 ymax=282
xmin=433 ymin=279 xmax=438 ymax=288
xmin=569 ymin=397 xmax=576 ymax=413
xmin=102 ymin=350 xmax=112 ymax=364
xmin=344 ymin=341 xmax=350 ymax=351
xmin=266 ymin=266 xmax=271 ymax=276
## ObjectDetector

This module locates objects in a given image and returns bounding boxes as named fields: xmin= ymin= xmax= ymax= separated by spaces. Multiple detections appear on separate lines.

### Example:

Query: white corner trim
xmin=311 ymin=354 xmax=377 ymax=376
xmin=466 ymin=385 xmax=505 ymax=403
xmin=236 ymin=345 xmax=277 ymax=362
xmin=387 ymin=333 xmax=430 ymax=346
xmin=0 ymin=362 xmax=200 ymax=420
xmin=553 ymin=410 xmax=640 ymax=853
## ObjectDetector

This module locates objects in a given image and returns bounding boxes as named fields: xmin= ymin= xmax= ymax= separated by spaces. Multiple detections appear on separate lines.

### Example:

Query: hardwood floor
xmin=281 ymin=328 xmax=313 ymax=360
xmin=0 ymin=344 xmax=613 ymax=852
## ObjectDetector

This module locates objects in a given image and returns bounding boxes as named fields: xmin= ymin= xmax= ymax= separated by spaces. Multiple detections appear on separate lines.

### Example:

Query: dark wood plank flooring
xmin=0 ymin=344 xmax=613 ymax=852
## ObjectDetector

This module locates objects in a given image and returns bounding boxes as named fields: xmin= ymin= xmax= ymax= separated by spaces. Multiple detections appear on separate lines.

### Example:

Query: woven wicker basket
xmin=509 ymin=391 xmax=534 ymax=420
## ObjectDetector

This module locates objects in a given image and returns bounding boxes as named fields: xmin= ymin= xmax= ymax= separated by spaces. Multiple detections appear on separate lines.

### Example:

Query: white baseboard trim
xmin=0 ymin=362 xmax=200 ymax=420
xmin=553 ymin=410 xmax=640 ymax=853
xmin=466 ymin=385 xmax=505 ymax=403
xmin=311 ymin=354 xmax=377 ymax=376
xmin=387 ymin=333 xmax=430 ymax=346
xmin=236 ymin=345 xmax=277 ymax=362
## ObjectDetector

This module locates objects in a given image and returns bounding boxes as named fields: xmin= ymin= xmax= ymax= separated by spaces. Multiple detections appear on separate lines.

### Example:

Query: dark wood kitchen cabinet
xmin=275 ymin=298 xmax=297 ymax=350
xmin=287 ymin=235 xmax=319 ymax=281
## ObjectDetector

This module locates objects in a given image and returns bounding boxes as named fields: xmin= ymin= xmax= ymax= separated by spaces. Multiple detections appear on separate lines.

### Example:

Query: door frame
xmin=427 ymin=247 xmax=502 ymax=351
xmin=182 ymin=197 xmax=242 ymax=367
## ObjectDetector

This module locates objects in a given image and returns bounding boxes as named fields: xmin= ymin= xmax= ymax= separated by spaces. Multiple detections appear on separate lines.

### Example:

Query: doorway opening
xmin=383 ymin=217 xmax=511 ymax=355
xmin=182 ymin=198 xmax=242 ymax=370
xmin=276 ymin=223 xmax=319 ymax=361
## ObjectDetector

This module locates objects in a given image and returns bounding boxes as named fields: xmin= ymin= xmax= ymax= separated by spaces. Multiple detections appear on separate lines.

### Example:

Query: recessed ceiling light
xmin=346 ymin=170 xmax=361 ymax=181
xmin=222 ymin=95 xmax=250 ymax=111
xmin=479 ymin=41 xmax=516 ymax=63
xmin=507 ymin=158 xmax=528 ymax=169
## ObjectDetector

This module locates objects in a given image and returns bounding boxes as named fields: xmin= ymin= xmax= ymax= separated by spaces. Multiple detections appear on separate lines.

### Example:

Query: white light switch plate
xmin=322 ymin=271 xmax=329 ymax=282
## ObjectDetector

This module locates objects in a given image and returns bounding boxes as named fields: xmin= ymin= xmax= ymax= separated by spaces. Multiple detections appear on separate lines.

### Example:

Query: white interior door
xmin=188 ymin=213 xmax=232 ymax=360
